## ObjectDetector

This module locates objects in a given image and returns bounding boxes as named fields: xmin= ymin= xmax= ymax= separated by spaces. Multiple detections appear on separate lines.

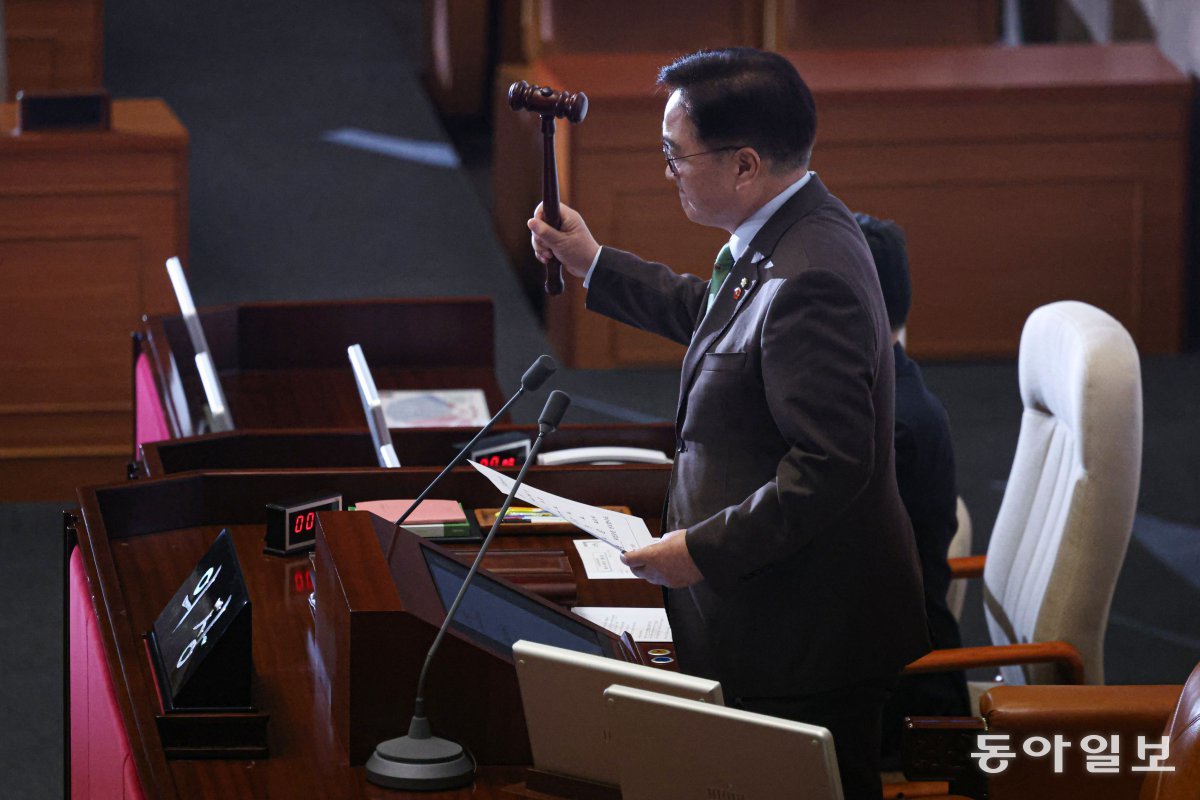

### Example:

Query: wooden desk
xmin=72 ymin=466 xmax=668 ymax=798
xmin=138 ymin=422 xmax=677 ymax=476
xmin=138 ymin=298 xmax=504 ymax=436
xmin=0 ymin=99 xmax=187 ymax=500
xmin=493 ymin=43 xmax=1191 ymax=367
xmin=4 ymin=0 xmax=104 ymax=100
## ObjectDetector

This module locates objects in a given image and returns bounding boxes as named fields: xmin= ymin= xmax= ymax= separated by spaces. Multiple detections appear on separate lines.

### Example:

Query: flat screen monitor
xmin=420 ymin=547 xmax=612 ymax=659
xmin=513 ymin=639 xmax=722 ymax=787
xmin=165 ymin=256 xmax=234 ymax=433
xmin=604 ymin=684 xmax=843 ymax=800
xmin=346 ymin=343 xmax=400 ymax=468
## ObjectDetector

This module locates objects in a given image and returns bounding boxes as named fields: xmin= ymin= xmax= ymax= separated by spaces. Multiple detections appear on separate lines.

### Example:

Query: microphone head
xmin=538 ymin=390 xmax=571 ymax=433
xmin=521 ymin=355 xmax=557 ymax=392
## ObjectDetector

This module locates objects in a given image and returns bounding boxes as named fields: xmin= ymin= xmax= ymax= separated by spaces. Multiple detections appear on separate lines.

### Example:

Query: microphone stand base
xmin=365 ymin=732 xmax=475 ymax=791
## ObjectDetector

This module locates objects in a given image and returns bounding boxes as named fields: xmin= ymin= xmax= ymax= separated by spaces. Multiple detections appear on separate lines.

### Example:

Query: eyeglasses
xmin=662 ymin=145 xmax=747 ymax=177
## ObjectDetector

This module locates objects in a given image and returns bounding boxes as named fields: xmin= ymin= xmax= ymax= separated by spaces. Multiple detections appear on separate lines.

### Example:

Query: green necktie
xmin=707 ymin=243 xmax=736 ymax=313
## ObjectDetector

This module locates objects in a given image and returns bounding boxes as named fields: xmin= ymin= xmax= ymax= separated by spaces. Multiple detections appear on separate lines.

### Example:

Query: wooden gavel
xmin=508 ymin=80 xmax=589 ymax=296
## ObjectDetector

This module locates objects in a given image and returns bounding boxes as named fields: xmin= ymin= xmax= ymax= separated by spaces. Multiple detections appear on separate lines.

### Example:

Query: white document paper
xmin=573 ymin=539 xmax=637 ymax=580
xmin=572 ymin=606 xmax=673 ymax=643
xmin=469 ymin=460 xmax=655 ymax=552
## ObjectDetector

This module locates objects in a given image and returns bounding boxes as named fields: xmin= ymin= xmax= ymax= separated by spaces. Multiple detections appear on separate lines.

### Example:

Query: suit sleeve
xmin=685 ymin=269 xmax=880 ymax=592
xmin=585 ymin=247 xmax=707 ymax=346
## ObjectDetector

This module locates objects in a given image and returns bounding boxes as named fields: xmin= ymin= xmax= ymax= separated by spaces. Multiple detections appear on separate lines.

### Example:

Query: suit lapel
xmin=674 ymin=175 xmax=831 ymax=427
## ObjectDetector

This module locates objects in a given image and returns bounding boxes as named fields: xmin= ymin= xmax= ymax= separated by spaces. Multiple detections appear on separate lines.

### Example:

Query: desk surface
xmin=75 ymin=467 xmax=669 ymax=798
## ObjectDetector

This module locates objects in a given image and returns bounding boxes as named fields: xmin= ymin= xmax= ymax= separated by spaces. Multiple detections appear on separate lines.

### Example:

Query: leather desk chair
xmin=904 ymin=301 xmax=1143 ymax=699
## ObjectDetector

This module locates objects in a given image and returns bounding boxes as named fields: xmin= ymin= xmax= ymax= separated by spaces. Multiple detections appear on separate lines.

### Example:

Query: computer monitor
xmin=420 ymin=549 xmax=612 ymax=658
xmin=346 ymin=343 xmax=400 ymax=468
xmin=512 ymin=640 xmax=722 ymax=787
xmin=604 ymin=684 xmax=844 ymax=800
xmin=164 ymin=256 xmax=234 ymax=433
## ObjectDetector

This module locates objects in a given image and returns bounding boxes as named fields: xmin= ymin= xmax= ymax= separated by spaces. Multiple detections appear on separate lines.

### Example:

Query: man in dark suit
xmin=856 ymin=213 xmax=971 ymax=766
xmin=528 ymin=49 xmax=929 ymax=798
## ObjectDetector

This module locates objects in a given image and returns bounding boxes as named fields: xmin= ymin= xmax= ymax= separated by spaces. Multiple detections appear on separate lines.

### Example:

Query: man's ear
xmin=734 ymin=147 xmax=762 ymax=187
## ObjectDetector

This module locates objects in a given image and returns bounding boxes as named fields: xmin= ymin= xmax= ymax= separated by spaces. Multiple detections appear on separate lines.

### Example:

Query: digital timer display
xmin=468 ymin=436 xmax=531 ymax=469
xmin=476 ymin=453 xmax=519 ymax=468
xmin=264 ymin=494 xmax=343 ymax=556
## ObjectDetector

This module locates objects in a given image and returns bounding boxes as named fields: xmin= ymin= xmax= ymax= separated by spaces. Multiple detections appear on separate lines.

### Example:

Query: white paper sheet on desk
xmin=572 ymin=606 xmax=673 ymax=643
xmin=468 ymin=460 xmax=655 ymax=552
xmin=573 ymin=539 xmax=638 ymax=579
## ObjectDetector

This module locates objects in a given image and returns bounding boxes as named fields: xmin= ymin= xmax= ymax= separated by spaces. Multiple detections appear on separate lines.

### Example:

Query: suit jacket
xmin=587 ymin=175 xmax=930 ymax=699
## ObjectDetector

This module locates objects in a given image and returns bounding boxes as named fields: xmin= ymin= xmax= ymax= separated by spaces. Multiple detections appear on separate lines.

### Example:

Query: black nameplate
xmin=16 ymin=89 xmax=111 ymax=133
xmin=148 ymin=529 xmax=253 ymax=711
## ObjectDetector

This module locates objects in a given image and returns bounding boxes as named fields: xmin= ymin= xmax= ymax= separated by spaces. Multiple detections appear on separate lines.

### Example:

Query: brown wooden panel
xmin=522 ymin=0 xmax=762 ymax=61
xmin=5 ymin=0 xmax=104 ymax=101
xmin=0 ymin=452 xmax=125 ymax=500
xmin=139 ymin=298 xmax=504 ymax=435
xmin=495 ymin=44 xmax=1191 ymax=367
xmin=774 ymin=0 xmax=998 ymax=50
xmin=0 ymin=99 xmax=187 ymax=498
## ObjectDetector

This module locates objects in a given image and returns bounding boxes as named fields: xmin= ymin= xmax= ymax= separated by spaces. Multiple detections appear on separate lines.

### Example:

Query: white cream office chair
xmin=906 ymin=301 xmax=1142 ymax=695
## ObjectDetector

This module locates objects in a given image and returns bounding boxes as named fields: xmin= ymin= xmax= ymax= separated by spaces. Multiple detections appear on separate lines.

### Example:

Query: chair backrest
xmin=983 ymin=301 xmax=1141 ymax=685
xmin=1140 ymin=661 xmax=1200 ymax=800
xmin=134 ymin=351 xmax=171 ymax=451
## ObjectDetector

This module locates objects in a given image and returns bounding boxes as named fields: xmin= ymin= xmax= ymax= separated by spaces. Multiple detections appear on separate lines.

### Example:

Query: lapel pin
xmin=740 ymin=278 xmax=748 ymax=288
xmin=733 ymin=287 xmax=743 ymax=301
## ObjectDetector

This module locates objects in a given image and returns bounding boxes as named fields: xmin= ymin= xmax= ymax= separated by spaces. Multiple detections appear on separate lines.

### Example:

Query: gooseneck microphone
xmin=365 ymin=390 xmax=572 ymax=791
xmin=385 ymin=354 xmax=556 ymax=561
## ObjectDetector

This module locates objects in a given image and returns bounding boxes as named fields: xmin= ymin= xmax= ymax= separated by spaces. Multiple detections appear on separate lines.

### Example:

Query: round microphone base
xmin=364 ymin=717 xmax=475 ymax=792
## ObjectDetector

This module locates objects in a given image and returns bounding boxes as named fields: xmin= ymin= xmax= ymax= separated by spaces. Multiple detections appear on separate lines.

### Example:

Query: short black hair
xmin=658 ymin=48 xmax=816 ymax=170
xmin=855 ymin=213 xmax=912 ymax=332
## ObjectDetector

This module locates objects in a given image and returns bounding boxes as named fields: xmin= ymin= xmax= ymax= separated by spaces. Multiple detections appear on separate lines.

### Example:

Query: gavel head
xmin=508 ymin=80 xmax=588 ymax=124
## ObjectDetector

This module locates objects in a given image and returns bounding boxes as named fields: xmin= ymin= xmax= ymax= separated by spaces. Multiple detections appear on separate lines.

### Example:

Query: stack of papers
xmin=354 ymin=498 xmax=470 ymax=538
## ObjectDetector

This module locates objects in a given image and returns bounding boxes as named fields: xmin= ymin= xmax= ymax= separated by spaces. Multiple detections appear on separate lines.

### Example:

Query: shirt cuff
xmin=582 ymin=246 xmax=604 ymax=289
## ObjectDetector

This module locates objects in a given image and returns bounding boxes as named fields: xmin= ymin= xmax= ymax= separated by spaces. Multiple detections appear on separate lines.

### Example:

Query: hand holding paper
xmin=620 ymin=529 xmax=704 ymax=588
xmin=469 ymin=460 xmax=655 ymax=552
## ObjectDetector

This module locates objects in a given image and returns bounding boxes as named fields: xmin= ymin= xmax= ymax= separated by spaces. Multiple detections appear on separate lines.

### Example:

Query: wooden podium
xmin=137 ymin=422 xmax=676 ymax=477
xmin=72 ymin=466 xmax=669 ymax=798
xmin=137 ymin=297 xmax=505 ymax=437
xmin=493 ymin=43 xmax=1191 ymax=367
xmin=0 ymin=98 xmax=187 ymax=500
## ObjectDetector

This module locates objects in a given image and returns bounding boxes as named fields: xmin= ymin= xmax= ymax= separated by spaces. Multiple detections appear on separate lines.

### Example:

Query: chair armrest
xmin=948 ymin=555 xmax=985 ymax=579
xmin=982 ymin=684 xmax=1179 ymax=740
xmin=976 ymin=685 xmax=1180 ymax=800
xmin=903 ymin=641 xmax=1086 ymax=684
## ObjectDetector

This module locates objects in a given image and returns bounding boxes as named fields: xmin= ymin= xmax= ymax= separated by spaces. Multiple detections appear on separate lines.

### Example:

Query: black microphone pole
xmin=365 ymin=390 xmax=572 ymax=791
xmin=385 ymin=354 xmax=556 ymax=561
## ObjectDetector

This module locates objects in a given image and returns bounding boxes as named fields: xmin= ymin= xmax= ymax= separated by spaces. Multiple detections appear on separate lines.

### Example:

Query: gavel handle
xmin=541 ymin=115 xmax=565 ymax=296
